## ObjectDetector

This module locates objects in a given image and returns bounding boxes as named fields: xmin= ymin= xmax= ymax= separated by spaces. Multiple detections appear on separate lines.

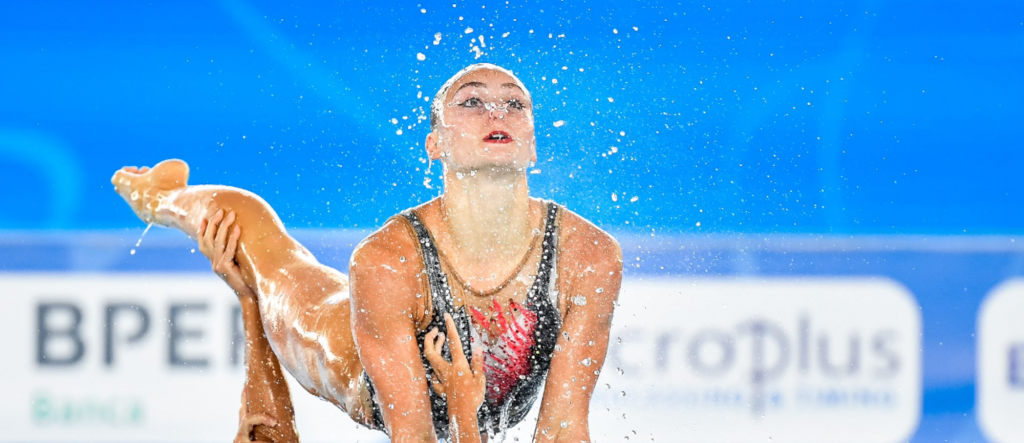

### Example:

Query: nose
xmin=484 ymin=102 xmax=508 ymax=119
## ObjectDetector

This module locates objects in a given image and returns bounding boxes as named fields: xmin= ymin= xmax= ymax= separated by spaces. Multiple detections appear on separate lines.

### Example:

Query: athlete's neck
xmin=440 ymin=166 xmax=533 ymax=264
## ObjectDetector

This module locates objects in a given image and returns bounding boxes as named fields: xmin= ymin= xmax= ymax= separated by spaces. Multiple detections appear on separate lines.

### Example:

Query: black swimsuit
xmin=364 ymin=202 xmax=562 ymax=439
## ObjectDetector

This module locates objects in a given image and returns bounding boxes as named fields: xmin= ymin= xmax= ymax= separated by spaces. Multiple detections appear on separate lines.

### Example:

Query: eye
xmin=459 ymin=97 xmax=483 ymax=108
xmin=507 ymin=99 xmax=526 ymax=111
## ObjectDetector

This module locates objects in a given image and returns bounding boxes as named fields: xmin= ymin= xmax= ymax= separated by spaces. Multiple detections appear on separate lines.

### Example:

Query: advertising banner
xmin=978 ymin=279 xmax=1024 ymax=443
xmin=590 ymin=277 xmax=921 ymax=443
xmin=0 ymin=273 xmax=384 ymax=443
xmin=2 ymin=273 xmax=924 ymax=442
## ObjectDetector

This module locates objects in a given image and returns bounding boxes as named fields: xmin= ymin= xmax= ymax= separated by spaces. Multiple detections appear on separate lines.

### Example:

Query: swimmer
xmin=111 ymin=63 xmax=622 ymax=443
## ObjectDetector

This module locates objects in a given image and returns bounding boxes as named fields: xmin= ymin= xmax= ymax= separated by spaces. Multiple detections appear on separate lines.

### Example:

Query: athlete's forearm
xmin=240 ymin=293 xmax=289 ymax=397
xmin=447 ymin=403 xmax=482 ymax=443
xmin=239 ymin=292 xmax=298 ymax=441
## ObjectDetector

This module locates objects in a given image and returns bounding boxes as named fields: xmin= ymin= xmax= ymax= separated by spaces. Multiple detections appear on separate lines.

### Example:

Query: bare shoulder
xmin=556 ymin=206 xmax=623 ymax=273
xmin=348 ymin=215 xmax=427 ymax=317
xmin=350 ymin=216 xmax=420 ymax=271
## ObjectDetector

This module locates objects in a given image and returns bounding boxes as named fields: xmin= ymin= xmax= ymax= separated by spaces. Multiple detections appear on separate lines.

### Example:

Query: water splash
xmin=129 ymin=222 xmax=154 ymax=256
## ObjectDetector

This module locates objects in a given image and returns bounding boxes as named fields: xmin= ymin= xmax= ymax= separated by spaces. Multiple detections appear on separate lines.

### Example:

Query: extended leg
xmin=111 ymin=160 xmax=320 ymax=293
xmin=112 ymin=160 xmax=368 ymax=433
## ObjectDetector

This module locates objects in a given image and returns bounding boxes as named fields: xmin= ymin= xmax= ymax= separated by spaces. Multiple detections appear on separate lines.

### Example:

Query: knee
xmin=211 ymin=189 xmax=276 ymax=221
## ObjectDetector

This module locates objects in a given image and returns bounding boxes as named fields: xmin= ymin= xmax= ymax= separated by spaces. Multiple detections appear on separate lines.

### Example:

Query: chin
xmin=452 ymin=158 xmax=530 ymax=174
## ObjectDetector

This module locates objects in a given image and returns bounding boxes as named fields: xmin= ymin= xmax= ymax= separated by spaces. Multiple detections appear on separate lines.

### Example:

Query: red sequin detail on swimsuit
xmin=468 ymin=299 xmax=538 ymax=405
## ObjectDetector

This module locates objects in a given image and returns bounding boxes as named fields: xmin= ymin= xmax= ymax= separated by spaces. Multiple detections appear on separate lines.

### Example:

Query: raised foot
xmin=111 ymin=159 xmax=190 ymax=224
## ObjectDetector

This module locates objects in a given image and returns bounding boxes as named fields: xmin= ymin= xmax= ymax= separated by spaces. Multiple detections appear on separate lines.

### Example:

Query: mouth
xmin=483 ymin=131 xmax=513 ymax=144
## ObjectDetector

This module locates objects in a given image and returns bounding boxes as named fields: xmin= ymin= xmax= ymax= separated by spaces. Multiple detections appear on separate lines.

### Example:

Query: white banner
xmin=0 ymin=274 xmax=922 ymax=442
xmin=0 ymin=273 xmax=385 ymax=443
xmin=978 ymin=279 xmax=1024 ymax=443
xmin=588 ymin=277 xmax=922 ymax=443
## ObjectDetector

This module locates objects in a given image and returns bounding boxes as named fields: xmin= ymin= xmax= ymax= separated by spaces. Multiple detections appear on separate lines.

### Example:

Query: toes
xmin=139 ymin=166 xmax=151 ymax=173
xmin=111 ymin=169 xmax=133 ymax=187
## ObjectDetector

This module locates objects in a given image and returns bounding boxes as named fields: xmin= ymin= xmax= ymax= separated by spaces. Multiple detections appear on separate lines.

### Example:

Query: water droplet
xmin=136 ymin=223 xmax=153 ymax=248
xmin=553 ymin=120 xmax=565 ymax=127
xmin=617 ymin=367 xmax=624 ymax=375
xmin=595 ymin=287 xmax=604 ymax=293
xmin=129 ymin=249 xmax=136 ymax=255
xmin=613 ymin=28 xmax=619 ymax=34
xmin=572 ymin=295 xmax=587 ymax=306
xmin=560 ymin=421 xmax=568 ymax=428
xmin=416 ymin=53 xmax=426 ymax=61
xmin=464 ymin=27 xmax=474 ymax=34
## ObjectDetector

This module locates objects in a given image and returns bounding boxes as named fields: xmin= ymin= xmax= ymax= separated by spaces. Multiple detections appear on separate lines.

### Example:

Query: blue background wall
xmin=1 ymin=0 xmax=1021 ymax=232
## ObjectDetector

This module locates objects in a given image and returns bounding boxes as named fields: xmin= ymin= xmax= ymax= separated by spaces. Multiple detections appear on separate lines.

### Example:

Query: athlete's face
xmin=426 ymin=69 xmax=536 ymax=172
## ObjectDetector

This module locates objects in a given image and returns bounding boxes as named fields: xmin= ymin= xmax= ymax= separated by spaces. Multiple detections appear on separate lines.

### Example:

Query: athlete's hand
xmin=233 ymin=387 xmax=278 ymax=443
xmin=198 ymin=209 xmax=248 ymax=297
xmin=424 ymin=313 xmax=487 ymax=413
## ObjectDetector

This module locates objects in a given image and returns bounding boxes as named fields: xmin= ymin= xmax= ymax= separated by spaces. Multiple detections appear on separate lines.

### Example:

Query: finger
xmin=216 ymin=211 xmax=237 ymax=252
xmin=424 ymin=346 xmax=447 ymax=371
xmin=471 ymin=341 xmax=484 ymax=376
xmin=241 ymin=413 xmax=278 ymax=429
xmin=424 ymin=328 xmax=438 ymax=350
xmin=435 ymin=332 xmax=446 ymax=357
xmin=423 ymin=329 xmax=446 ymax=369
xmin=199 ymin=218 xmax=208 ymax=238
xmin=225 ymin=225 xmax=241 ymax=260
xmin=203 ymin=209 xmax=224 ymax=248
xmin=429 ymin=374 xmax=445 ymax=394
xmin=444 ymin=313 xmax=467 ymax=363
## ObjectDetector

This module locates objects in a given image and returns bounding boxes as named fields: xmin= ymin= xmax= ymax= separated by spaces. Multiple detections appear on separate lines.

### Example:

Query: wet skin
xmin=111 ymin=66 xmax=622 ymax=443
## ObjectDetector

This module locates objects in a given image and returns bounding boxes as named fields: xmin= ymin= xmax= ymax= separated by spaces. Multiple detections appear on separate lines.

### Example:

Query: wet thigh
xmin=259 ymin=264 xmax=366 ymax=410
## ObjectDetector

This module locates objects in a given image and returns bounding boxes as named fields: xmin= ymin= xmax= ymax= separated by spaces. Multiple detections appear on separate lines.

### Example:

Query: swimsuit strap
xmin=401 ymin=209 xmax=477 ymax=439
xmin=400 ymin=209 xmax=475 ymax=358
xmin=530 ymin=200 xmax=560 ymax=307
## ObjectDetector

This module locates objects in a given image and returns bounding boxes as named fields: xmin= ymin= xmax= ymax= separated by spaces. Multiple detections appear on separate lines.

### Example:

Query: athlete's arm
xmin=533 ymin=214 xmax=623 ymax=443
xmin=198 ymin=211 xmax=298 ymax=442
xmin=349 ymin=219 xmax=438 ymax=443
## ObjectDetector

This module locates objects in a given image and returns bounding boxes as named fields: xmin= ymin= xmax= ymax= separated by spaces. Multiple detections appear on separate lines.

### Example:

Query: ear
xmin=425 ymin=132 xmax=443 ymax=160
